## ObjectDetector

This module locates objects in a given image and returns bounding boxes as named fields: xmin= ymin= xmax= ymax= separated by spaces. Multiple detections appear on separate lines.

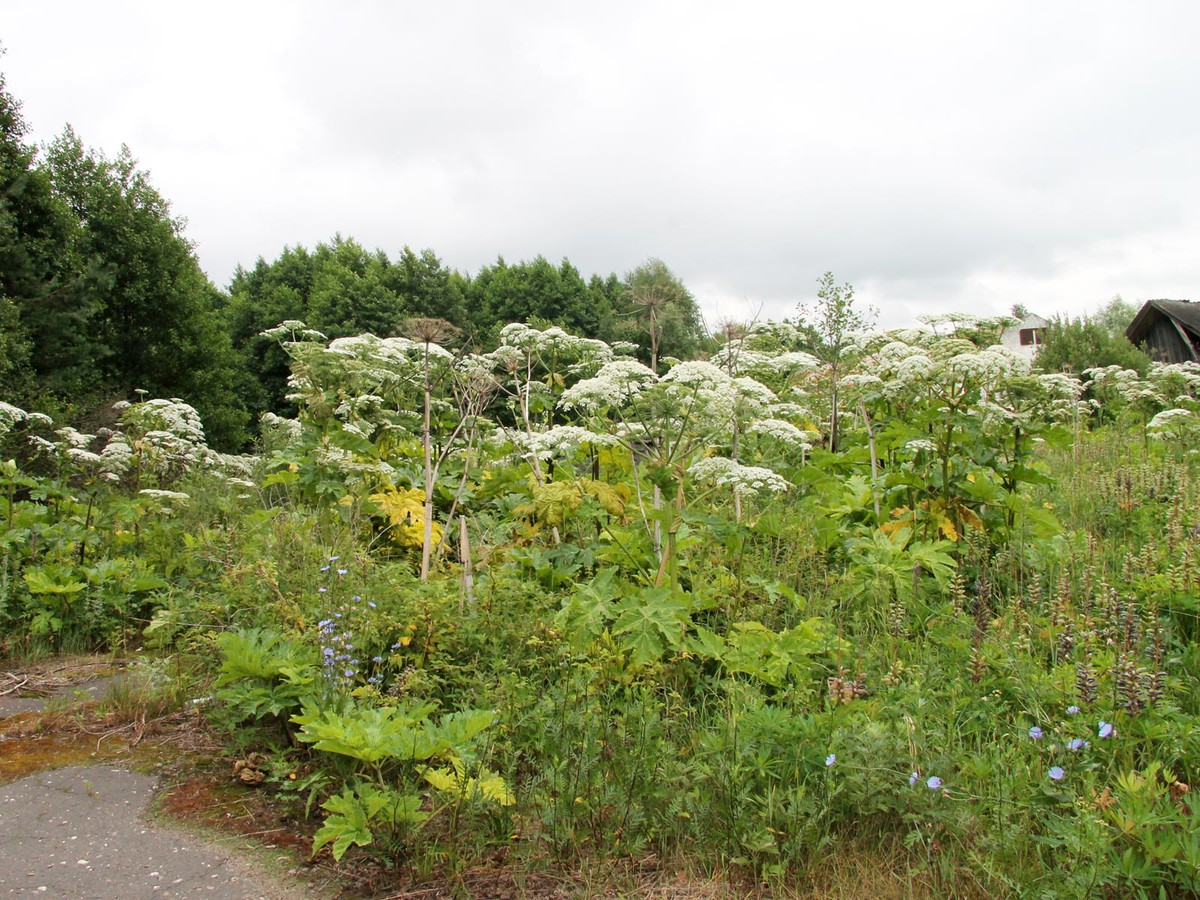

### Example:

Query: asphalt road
xmin=0 ymin=765 xmax=327 ymax=899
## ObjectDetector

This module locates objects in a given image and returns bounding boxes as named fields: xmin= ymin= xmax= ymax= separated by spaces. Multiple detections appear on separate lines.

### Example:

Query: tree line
xmin=0 ymin=62 xmax=704 ymax=449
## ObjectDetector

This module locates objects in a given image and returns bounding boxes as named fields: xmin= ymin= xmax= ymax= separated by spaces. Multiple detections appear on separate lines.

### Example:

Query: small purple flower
xmin=344 ymin=669 xmax=354 ymax=678
xmin=329 ymin=556 xmax=340 ymax=562
xmin=825 ymin=754 xmax=836 ymax=767
xmin=317 ymin=586 xmax=327 ymax=593
xmin=1048 ymin=766 xmax=1065 ymax=781
xmin=323 ymin=647 xmax=334 ymax=657
xmin=337 ymin=568 xmax=348 ymax=576
xmin=927 ymin=776 xmax=943 ymax=790
xmin=909 ymin=772 xmax=920 ymax=786
xmin=1029 ymin=726 xmax=1044 ymax=740
xmin=372 ymin=656 xmax=383 ymax=663
xmin=1066 ymin=705 xmax=1080 ymax=715
xmin=368 ymin=601 xmax=376 ymax=609
xmin=320 ymin=565 xmax=330 ymax=572
xmin=1067 ymin=738 xmax=1088 ymax=751
xmin=1098 ymin=721 xmax=1114 ymax=739
xmin=391 ymin=642 xmax=402 ymax=650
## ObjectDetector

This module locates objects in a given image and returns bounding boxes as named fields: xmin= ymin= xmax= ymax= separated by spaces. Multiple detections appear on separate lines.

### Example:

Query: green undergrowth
xmin=4 ymin=332 xmax=1200 ymax=898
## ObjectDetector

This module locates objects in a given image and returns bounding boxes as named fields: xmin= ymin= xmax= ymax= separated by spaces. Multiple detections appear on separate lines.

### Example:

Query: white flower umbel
xmin=759 ymin=351 xmax=822 ymax=375
xmin=904 ymin=438 xmax=937 ymax=453
xmin=124 ymin=399 xmax=207 ymax=446
xmin=732 ymin=376 xmax=779 ymax=413
xmin=0 ymin=402 xmax=28 ymax=431
xmin=260 ymin=319 xmax=327 ymax=342
xmin=689 ymin=456 xmax=791 ymax=496
xmin=99 ymin=438 xmax=133 ymax=476
xmin=1148 ymin=407 xmax=1196 ymax=439
xmin=839 ymin=373 xmax=885 ymax=390
xmin=708 ymin=345 xmax=769 ymax=375
xmin=1038 ymin=372 xmax=1085 ymax=401
xmin=659 ymin=361 xmax=737 ymax=421
xmin=260 ymin=412 xmax=303 ymax=443
xmin=517 ymin=425 xmax=621 ymax=460
xmin=138 ymin=489 xmax=191 ymax=502
xmin=559 ymin=359 xmax=657 ymax=413
xmin=65 ymin=448 xmax=103 ymax=466
xmin=748 ymin=418 xmax=813 ymax=448
xmin=56 ymin=426 xmax=95 ymax=449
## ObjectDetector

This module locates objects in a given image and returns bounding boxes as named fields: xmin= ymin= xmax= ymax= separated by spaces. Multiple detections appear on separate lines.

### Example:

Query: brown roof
xmin=1126 ymin=299 xmax=1200 ymax=343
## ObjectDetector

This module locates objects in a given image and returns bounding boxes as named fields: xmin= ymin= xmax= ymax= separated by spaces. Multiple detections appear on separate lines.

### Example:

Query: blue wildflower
xmin=344 ymin=669 xmax=355 ymax=678
xmin=373 ymin=656 xmax=383 ymax=663
xmin=1048 ymin=766 xmax=1065 ymax=781
xmin=1066 ymin=705 xmax=1080 ymax=715
xmin=1067 ymin=738 xmax=1088 ymax=751
xmin=909 ymin=772 xmax=920 ymax=786
xmin=1029 ymin=726 xmax=1044 ymax=740
xmin=1099 ymin=721 xmax=1114 ymax=739
xmin=825 ymin=754 xmax=836 ymax=767
xmin=320 ymin=565 xmax=330 ymax=572
xmin=329 ymin=556 xmax=340 ymax=562
xmin=368 ymin=601 xmax=377 ymax=609
xmin=337 ymin=568 xmax=348 ymax=576
xmin=323 ymin=647 xmax=334 ymax=657
xmin=317 ymin=587 xmax=326 ymax=593
xmin=927 ymin=776 xmax=943 ymax=790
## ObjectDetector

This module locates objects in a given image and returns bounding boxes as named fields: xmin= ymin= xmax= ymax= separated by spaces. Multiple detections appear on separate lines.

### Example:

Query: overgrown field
xmin=3 ymin=318 xmax=1199 ymax=897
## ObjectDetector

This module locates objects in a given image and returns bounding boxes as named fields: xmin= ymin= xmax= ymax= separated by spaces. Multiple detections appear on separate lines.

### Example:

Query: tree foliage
xmin=796 ymin=272 xmax=876 ymax=450
xmin=616 ymin=258 xmax=703 ymax=371
xmin=226 ymin=238 xmax=471 ymax=415
xmin=1035 ymin=312 xmax=1150 ymax=377
xmin=0 ymin=64 xmax=82 ymax=397
xmin=470 ymin=255 xmax=606 ymax=339
xmin=42 ymin=128 xmax=250 ymax=447
xmin=0 ymin=64 xmax=249 ymax=447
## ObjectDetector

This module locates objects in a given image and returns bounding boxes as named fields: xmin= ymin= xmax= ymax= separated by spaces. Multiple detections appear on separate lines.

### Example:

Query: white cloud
xmin=5 ymin=1 xmax=1200 ymax=328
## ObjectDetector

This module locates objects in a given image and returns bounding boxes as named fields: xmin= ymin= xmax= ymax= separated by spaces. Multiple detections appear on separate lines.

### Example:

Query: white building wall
xmin=1000 ymin=313 xmax=1050 ymax=360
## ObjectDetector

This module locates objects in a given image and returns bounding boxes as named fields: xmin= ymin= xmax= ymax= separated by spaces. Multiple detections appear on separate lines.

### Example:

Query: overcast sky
xmin=5 ymin=2 xmax=1199 ymax=329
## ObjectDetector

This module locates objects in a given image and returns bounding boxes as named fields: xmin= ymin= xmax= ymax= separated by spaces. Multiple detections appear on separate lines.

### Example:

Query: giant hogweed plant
xmin=0 ymin=399 xmax=253 ymax=650
xmin=828 ymin=327 xmax=1084 ymax=545
xmin=293 ymin=701 xmax=511 ymax=861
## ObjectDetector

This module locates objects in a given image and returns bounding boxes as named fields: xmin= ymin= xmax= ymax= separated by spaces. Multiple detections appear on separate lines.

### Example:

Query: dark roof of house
xmin=1126 ymin=299 xmax=1200 ymax=343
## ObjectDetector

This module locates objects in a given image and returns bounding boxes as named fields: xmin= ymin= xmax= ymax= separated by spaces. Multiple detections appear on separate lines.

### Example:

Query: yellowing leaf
xmin=369 ymin=486 xmax=443 ymax=550
xmin=424 ymin=761 xmax=515 ymax=806
xmin=938 ymin=517 xmax=959 ymax=542
xmin=525 ymin=478 xmax=629 ymax=527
